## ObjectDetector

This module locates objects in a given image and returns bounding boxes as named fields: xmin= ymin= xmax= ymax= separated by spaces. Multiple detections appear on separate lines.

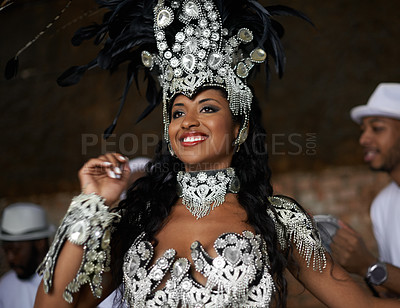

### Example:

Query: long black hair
xmin=110 ymin=91 xmax=290 ymax=306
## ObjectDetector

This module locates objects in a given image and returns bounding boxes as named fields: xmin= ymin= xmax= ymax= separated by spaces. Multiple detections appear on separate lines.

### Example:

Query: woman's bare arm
xmin=291 ymin=251 xmax=400 ymax=307
xmin=34 ymin=153 xmax=130 ymax=307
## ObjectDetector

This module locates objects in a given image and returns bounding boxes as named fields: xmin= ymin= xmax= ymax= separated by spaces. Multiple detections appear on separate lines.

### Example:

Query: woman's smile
xmin=180 ymin=131 xmax=209 ymax=146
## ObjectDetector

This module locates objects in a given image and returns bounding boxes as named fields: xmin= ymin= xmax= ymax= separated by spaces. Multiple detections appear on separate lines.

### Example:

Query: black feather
xmin=103 ymin=121 xmax=117 ymax=139
xmin=4 ymin=57 xmax=19 ymax=80
xmin=57 ymin=60 xmax=97 ymax=86
xmin=57 ymin=65 xmax=87 ymax=86
xmin=136 ymin=71 xmax=160 ymax=123
xmin=71 ymin=24 xmax=104 ymax=46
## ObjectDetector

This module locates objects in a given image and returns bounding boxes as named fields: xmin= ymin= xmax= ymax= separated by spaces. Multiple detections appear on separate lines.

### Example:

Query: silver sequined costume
xmin=121 ymin=195 xmax=326 ymax=307
xmin=39 ymin=195 xmax=326 ymax=307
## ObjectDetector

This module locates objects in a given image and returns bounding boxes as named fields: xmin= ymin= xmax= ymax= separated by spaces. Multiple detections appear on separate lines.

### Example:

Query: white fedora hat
xmin=0 ymin=203 xmax=56 ymax=241
xmin=351 ymin=83 xmax=400 ymax=124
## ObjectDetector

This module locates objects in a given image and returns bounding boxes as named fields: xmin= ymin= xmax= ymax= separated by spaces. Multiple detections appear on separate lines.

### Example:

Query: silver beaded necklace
xmin=176 ymin=167 xmax=240 ymax=219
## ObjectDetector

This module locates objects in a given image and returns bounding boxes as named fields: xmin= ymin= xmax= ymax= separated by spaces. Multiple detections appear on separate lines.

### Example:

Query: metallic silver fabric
xmin=267 ymin=196 xmax=327 ymax=272
xmin=123 ymin=231 xmax=274 ymax=307
xmin=37 ymin=193 xmax=121 ymax=303
xmin=122 ymin=196 xmax=327 ymax=307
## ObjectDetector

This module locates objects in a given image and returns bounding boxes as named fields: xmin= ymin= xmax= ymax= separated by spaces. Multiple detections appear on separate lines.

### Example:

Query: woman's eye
xmin=201 ymin=106 xmax=219 ymax=113
xmin=172 ymin=110 xmax=184 ymax=119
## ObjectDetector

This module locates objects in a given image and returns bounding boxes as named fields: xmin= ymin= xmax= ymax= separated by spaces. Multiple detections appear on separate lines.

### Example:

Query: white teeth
xmin=183 ymin=136 xmax=206 ymax=142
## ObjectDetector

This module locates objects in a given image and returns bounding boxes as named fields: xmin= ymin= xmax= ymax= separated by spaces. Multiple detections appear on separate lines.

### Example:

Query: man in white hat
xmin=0 ymin=202 xmax=55 ymax=308
xmin=331 ymin=83 xmax=400 ymax=297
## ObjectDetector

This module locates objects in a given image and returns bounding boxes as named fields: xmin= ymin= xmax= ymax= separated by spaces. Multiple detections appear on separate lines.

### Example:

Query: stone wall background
xmin=0 ymin=0 xmax=399 ymax=306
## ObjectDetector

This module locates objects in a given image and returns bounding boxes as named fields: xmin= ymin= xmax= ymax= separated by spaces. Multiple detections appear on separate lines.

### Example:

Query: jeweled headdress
xmin=6 ymin=0 xmax=309 ymax=145
xmin=146 ymin=0 xmax=268 ymax=144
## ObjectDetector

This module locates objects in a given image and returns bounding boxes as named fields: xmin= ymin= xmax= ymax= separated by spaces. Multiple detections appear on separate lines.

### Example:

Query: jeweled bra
xmin=123 ymin=231 xmax=275 ymax=307
xmin=121 ymin=196 xmax=327 ymax=307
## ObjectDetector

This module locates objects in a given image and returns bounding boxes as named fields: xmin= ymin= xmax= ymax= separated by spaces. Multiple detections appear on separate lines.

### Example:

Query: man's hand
xmin=331 ymin=220 xmax=377 ymax=276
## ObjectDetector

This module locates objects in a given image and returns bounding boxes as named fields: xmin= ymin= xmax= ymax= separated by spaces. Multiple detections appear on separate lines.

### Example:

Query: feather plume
xmin=38 ymin=0 xmax=310 ymax=136
xmin=57 ymin=60 xmax=97 ymax=86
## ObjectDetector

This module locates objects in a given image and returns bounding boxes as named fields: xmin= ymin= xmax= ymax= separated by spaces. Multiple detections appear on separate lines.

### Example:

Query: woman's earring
xmin=235 ymin=127 xmax=248 ymax=152
xmin=168 ymin=142 xmax=176 ymax=157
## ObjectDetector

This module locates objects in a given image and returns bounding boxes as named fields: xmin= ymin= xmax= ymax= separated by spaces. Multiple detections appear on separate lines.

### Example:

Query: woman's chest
xmin=122 ymin=229 xmax=274 ymax=307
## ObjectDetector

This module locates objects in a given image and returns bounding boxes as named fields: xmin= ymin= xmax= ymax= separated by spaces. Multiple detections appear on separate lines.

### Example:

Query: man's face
xmin=2 ymin=240 xmax=38 ymax=279
xmin=359 ymin=116 xmax=400 ymax=173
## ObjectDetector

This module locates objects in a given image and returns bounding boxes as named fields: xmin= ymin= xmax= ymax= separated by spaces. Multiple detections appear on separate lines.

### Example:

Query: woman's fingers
xmin=101 ymin=153 xmax=128 ymax=179
xmin=82 ymin=153 xmax=128 ymax=179
xmin=78 ymin=153 xmax=131 ymax=205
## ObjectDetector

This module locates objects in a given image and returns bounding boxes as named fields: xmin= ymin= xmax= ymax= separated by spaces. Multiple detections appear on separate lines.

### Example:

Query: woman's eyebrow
xmin=198 ymin=98 xmax=220 ymax=105
xmin=171 ymin=102 xmax=184 ymax=108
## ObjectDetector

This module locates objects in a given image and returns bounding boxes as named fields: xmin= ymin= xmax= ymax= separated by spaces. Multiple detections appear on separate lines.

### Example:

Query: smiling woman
xmin=169 ymin=89 xmax=240 ymax=171
xmin=27 ymin=0 xmax=400 ymax=308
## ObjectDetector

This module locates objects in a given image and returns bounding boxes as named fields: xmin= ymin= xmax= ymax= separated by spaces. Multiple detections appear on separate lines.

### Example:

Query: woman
xmin=32 ymin=0 xmax=400 ymax=307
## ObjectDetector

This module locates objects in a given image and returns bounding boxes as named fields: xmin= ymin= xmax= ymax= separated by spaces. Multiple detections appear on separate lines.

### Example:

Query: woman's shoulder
xmin=267 ymin=194 xmax=310 ymax=219
xmin=266 ymin=194 xmax=327 ymax=271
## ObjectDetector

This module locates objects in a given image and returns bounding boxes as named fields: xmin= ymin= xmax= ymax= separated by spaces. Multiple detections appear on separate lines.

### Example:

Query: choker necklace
xmin=177 ymin=167 xmax=240 ymax=219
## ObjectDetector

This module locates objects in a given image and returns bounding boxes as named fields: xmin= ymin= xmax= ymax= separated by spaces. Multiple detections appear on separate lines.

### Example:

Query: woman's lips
xmin=180 ymin=133 xmax=208 ymax=146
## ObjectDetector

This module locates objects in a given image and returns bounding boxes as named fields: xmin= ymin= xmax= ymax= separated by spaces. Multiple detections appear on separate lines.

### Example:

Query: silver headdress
xmin=143 ymin=0 xmax=267 ymax=145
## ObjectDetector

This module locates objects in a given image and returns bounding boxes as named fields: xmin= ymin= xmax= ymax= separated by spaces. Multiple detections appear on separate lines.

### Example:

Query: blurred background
xmin=0 ymin=0 xmax=399 ymax=306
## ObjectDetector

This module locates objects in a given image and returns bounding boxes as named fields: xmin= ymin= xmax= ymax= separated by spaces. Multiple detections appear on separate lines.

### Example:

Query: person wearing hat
xmin=0 ymin=202 xmax=55 ymax=307
xmin=331 ymin=82 xmax=400 ymax=297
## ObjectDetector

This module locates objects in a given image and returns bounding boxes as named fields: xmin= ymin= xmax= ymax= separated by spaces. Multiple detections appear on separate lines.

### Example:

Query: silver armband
xmin=37 ymin=193 xmax=121 ymax=303
xmin=267 ymin=196 xmax=327 ymax=272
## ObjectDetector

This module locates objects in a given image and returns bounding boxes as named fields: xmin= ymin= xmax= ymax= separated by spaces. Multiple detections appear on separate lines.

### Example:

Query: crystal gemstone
xmin=250 ymin=48 xmax=267 ymax=63
xmin=238 ymin=28 xmax=253 ymax=43
xmin=223 ymin=246 xmax=241 ymax=266
xmin=182 ymin=54 xmax=196 ymax=72
xmin=157 ymin=9 xmax=173 ymax=28
xmin=236 ymin=62 xmax=249 ymax=78
xmin=208 ymin=52 xmax=223 ymax=69
xmin=184 ymin=1 xmax=200 ymax=17
xmin=69 ymin=220 xmax=88 ymax=244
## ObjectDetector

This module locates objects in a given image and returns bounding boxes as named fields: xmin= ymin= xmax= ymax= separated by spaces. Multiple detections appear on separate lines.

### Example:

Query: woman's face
xmin=169 ymin=89 xmax=240 ymax=171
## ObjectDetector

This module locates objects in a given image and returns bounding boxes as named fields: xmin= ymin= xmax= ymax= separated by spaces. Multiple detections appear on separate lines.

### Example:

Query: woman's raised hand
xmin=78 ymin=153 xmax=131 ymax=207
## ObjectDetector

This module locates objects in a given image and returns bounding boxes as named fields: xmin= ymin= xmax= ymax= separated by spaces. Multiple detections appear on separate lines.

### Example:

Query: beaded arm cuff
xmin=37 ymin=193 xmax=121 ymax=303
xmin=267 ymin=196 xmax=327 ymax=272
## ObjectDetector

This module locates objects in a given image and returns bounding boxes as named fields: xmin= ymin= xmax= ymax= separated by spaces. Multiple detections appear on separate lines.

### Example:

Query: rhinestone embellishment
xmin=156 ymin=8 xmax=174 ymax=28
xmin=177 ymin=168 xmax=240 ymax=219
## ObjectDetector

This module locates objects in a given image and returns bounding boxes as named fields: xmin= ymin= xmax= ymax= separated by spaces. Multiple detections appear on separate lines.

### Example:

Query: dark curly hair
xmin=109 ymin=90 xmax=290 ymax=307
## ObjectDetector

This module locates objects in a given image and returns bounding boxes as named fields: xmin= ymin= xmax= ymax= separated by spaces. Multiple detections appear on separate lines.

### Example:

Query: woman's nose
xmin=181 ymin=112 xmax=200 ymax=128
